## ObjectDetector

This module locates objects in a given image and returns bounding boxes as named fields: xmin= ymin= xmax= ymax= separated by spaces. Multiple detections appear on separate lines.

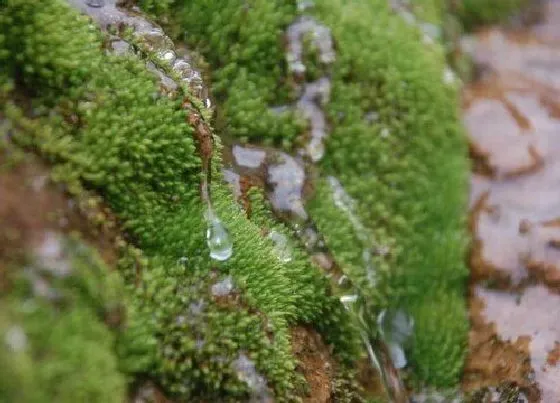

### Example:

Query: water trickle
xmin=377 ymin=309 xmax=414 ymax=369
xmin=206 ymin=208 xmax=233 ymax=261
xmin=328 ymin=176 xmax=379 ymax=285
xmin=267 ymin=230 xmax=293 ymax=262
xmin=339 ymin=294 xmax=408 ymax=402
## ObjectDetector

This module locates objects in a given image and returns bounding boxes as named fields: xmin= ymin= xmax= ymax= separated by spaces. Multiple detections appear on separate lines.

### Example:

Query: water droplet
xmin=85 ymin=0 xmax=104 ymax=7
xmin=267 ymin=230 xmax=293 ymax=262
xmin=156 ymin=50 xmax=176 ymax=64
xmin=339 ymin=294 xmax=358 ymax=310
xmin=206 ymin=210 xmax=233 ymax=261
xmin=5 ymin=326 xmax=27 ymax=352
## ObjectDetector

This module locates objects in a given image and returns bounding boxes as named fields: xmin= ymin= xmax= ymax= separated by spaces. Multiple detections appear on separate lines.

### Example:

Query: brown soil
xmin=0 ymin=155 xmax=119 ymax=273
xmin=291 ymin=325 xmax=335 ymax=403
xmin=462 ymin=295 xmax=540 ymax=400
xmin=546 ymin=342 xmax=560 ymax=366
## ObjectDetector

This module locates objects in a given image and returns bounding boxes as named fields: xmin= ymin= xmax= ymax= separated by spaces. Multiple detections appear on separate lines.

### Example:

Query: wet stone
xmin=211 ymin=276 xmax=234 ymax=297
xmin=476 ymin=285 xmax=560 ymax=402
xmin=233 ymin=145 xmax=267 ymax=169
xmin=267 ymin=152 xmax=308 ymax=220
xmin=231 ymin=353 xmax=271 ymax=402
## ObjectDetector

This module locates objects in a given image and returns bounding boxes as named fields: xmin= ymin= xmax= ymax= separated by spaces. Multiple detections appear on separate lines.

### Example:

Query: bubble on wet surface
xmin=211 ymin=275 xmax=235 ymax=297
xmin=156 ymin=49 xmax=176 ymax=64
xmin=68 ymin=0 xmax=209 ymax=104
xmin=206 ymin=209 xmax=233 ymax=261
xmin=4 ymin=326 xmax=27 ymax=352
xmin=231 ymin=353 xmax=271 ymax=402
xmin=267 ymin=230 xmax=293 ymax=263
xmin=233 ymin=145 xmax=267 ymax=169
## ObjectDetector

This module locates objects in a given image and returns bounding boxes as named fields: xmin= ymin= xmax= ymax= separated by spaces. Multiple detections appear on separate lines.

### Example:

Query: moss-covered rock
xmin=1 ymin=0 xmax=472 ymax=399
xmin=1 ymin=0 xmax=361 ymax=400
xmin=142 ymin=0 xmax=470 ymax=388
xmin=0 ymin=236 xmax=126 ymax=403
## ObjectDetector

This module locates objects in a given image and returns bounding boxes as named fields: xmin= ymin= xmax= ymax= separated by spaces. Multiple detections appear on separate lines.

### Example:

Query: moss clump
xmin=456 ymin=0 xmax=528 ymax=30
xmin=0 ymin=236 xmax=126 ymax=403
xmin=142 ymin=0 xmax=470 ymax=388
xmin=1 ymin=0 xmax=364 ymax=399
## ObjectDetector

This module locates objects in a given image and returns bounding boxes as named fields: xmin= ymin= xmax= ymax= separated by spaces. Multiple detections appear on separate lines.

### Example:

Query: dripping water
xmin=68 ymin=0 xmax=233 ymax=261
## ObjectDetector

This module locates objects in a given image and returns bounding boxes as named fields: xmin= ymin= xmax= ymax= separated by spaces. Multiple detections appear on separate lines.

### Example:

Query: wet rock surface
xmin=463 ymin=1 xmax=560 ymax=400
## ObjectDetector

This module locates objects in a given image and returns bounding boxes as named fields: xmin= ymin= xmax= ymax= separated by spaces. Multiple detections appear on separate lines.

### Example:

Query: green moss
xmin=1 ymin=0 xmax=360 ymax=399
xmin=457 ymin=0 xmax=527 ymax=30
xmin=145 ymin=0 xmax=470 ymax=388
xmin=2 ymin=0 xmax=472 ymax=397
xmin=0 ymin=236 xmax=126 ymax=403
xmin=309 ymin=0 xmax=469 ymax=385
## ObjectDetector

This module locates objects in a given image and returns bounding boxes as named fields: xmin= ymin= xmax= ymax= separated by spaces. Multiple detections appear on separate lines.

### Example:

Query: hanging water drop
xmin=206 ymin=209 xmax=233 ymax=261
